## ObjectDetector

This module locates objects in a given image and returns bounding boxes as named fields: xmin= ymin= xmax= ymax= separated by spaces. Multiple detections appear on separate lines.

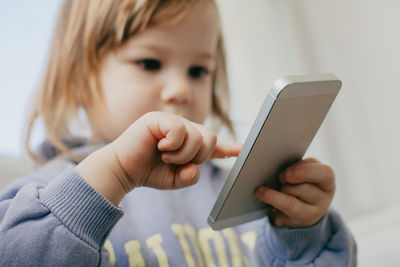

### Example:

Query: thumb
xmin=210 ymin=141 xmax=243 ymax=159
xmin=173 ymin=163 xmax=200 ymax=188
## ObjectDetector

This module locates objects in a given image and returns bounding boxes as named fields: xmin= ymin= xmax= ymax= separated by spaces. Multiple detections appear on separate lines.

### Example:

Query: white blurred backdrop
xmin=218 ymin=0 xmax=400 ymax=221
xmin=0 ymin=0 xmax=60 ymax=157
xmin=1 ymin=1 xmax=400 ymax=265
xmin=216 ymin=1 xmax=400 ymax=265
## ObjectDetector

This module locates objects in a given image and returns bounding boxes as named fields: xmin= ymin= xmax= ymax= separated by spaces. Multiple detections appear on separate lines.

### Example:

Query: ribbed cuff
xmin=39 ymin=168 xmax=124 ymax=250
xmin=265 ymin=211 xmax=332 ymax=263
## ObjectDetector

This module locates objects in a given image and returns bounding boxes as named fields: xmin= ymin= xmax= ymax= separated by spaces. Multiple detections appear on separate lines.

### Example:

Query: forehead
xmin=121 ymin=1 xmax=220 ymax=55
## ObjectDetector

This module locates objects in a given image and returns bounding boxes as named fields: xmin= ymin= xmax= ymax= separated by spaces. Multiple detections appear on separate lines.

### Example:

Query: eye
xmin=188 ymin=66 xmax=209 ymax=79
xmin=136 ymin=59 xmax=161 ymax=71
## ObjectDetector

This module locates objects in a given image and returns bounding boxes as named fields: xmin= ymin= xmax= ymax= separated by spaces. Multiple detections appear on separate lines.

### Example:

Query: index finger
xmin=256 ymin=187 xmax=307 ymax=218
xmin=210 ymin=141 xmax=243 ymax=159
xmin=281 ymin=162 xmax=335 ymax=192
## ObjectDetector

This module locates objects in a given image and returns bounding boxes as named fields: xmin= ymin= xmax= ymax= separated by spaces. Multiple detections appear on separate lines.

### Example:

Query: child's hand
xmin=76 ymin=112 xmax=242 ymax=205
xmin=255 ymin=158 xmax=335 ymax=228
xmin=112 ymin=111 xmax=241 ymax=190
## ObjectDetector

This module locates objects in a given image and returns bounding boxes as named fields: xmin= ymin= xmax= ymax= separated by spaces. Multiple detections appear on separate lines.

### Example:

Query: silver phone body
xmin=208 ymin=74 xmax=342 ymax=230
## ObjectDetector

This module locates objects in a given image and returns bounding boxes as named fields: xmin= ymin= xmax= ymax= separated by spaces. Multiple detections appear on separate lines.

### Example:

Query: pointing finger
xmin=210 ymin=142 xmax=243 ymax=159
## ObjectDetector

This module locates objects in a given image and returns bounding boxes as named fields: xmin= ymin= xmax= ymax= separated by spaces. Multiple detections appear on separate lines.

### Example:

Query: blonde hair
xmin=25 ymin=0 xmax=234 ymax=163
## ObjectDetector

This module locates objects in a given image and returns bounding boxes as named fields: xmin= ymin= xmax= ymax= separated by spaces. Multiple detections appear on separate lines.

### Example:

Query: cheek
xmin=194 ymin=85 xmax=213 ymax=122
xmin=106 ymin=89 xmax=155 ymax=128
xmin=99 ymin=84 xmax=158 ymax=140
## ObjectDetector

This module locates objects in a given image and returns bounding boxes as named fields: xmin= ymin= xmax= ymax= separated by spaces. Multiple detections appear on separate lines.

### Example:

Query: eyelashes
xmin=136 ymin=59 xmax=161 ymax=71
xmin=135 ymin=59 xmax=210 ymax=79
xmin=188 ymin=66 xmax=209 ymax=79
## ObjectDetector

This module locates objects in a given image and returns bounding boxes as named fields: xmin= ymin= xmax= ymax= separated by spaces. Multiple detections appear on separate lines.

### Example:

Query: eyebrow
xmin=133 ymin=43 xmax=171 ymax=55
xmin=126 ymin=43 xmax=216 ymax=60
xmin=195 ymin=52 xmax=216 ymax=61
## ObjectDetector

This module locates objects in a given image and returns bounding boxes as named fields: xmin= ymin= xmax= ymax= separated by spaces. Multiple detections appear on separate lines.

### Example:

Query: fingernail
xmin=191 ymin=169 xmax=198 ymax=180
xmin=256 ymin=187 xmax=267 ymax=196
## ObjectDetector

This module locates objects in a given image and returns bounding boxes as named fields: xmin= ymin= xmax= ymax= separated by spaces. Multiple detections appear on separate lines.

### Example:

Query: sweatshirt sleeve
xmin=0 ymin=167 xmax=123 ymax=267
xmin=256 ymin=209 xmax=357 ymax=266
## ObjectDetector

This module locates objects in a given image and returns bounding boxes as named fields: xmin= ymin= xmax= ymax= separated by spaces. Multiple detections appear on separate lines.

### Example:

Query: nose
xmin=160 ymin=72 xmax=193 ymax=105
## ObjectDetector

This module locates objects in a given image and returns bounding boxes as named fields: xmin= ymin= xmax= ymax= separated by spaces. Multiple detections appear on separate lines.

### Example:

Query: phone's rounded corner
xmin=207 ymin=216 xmax=218 ymax=230
xmin=335 ymin=79 xmax=343 ymax=90
xmin=270 ymin=77 xmax=293 ymax=99
xmin=270 ymin=73 xmax=342 ymax=99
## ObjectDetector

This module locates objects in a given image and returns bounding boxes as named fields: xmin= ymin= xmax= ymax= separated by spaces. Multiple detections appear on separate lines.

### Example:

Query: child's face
xmin=93 ymin=2 xmax=219 ymax=141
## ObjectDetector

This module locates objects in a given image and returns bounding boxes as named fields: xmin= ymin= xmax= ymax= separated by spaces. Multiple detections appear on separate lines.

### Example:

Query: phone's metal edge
xmin=208 ymin=89 xmax=279 ymax=229
xmin=279 ymin=73 xmax=338 ymax=86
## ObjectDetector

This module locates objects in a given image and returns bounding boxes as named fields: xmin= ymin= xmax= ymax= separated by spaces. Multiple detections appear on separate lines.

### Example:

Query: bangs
xmin=108 ymin=0 xmax=205 ymax=48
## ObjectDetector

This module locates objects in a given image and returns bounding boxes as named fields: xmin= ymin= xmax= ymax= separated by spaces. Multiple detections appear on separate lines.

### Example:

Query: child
xmin=0 ymin=0 xmax=356 ymax=266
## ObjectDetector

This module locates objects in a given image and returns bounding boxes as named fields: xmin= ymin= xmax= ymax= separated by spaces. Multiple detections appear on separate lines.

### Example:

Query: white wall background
xmin=1 ymin=0 xmax=400 ymax=265
xmin=217 ymin=0 xmax=400 ymax=221
xmin=0 ymin=0 xmax=60 ymax=157
xmin=216 ymin=1 xmax=400 ymax=265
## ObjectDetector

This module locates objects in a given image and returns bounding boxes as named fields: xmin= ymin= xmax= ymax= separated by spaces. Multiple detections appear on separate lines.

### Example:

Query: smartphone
xmin=208 ymin=73 xmax=342 ymax=230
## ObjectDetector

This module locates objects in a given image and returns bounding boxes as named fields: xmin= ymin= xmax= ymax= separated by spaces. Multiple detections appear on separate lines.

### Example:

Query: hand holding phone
xmin=208 ymin=74 xmax=342 ymax=230
xmin=256 ymin=157 xmax=335 ymax=227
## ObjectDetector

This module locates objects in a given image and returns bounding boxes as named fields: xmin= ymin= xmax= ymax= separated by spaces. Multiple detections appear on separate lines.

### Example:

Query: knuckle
xmin=285 ymin=197 xmax=297 ymax=212
xmin=144 ymin=111 xmax=156 ymax=118
xmin=204 ymin=133 xmax=217 ymax=158
xmin=323 ymin=164 xmax=336 ymax=189
xmin=175 ymin=120 xmax=186 ymax=134
xmin=324 ymin=164 xmax=335 ymax=179
xmin=170 ymin=125 xmax=186 ymax=143
xmin=144 ymin=111 xmax=162 ymax=120
xmin=306 ymin=157 xmax=320 ymax=163
xmin=328 ymin=188 xmax=336 ymax=201
xmin=192 ymin=130 xmax=202 ymax=144
xmin=199 ymin=127 xmax=216 ymax=145
xmin=209 ymin=132 xmax=217 ymax=146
